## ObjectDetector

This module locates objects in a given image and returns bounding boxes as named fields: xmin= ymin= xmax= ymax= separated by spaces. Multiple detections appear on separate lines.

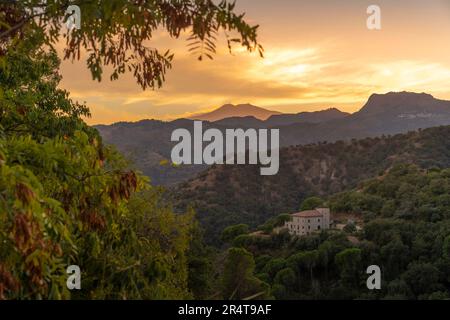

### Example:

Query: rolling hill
xmin=172 ymin=125 xmax=450 ymax=243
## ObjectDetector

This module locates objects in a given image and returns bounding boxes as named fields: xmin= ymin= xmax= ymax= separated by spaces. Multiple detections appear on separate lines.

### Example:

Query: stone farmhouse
xmin=284 ymin=208 xmax=331 ymax=236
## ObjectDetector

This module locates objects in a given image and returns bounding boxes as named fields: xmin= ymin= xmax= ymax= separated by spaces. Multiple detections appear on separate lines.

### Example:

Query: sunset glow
xmin=58 ymin=0 xmax=450 ymax=124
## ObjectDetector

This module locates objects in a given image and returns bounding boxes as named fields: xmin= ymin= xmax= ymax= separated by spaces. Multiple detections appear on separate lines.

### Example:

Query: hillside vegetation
xmin=174 ymin=126 xmax=450 ymax=243
xmin=217 ymin=164 xmax=450 ymax=300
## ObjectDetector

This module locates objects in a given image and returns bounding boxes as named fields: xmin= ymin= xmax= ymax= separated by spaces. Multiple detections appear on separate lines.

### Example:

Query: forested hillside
xmin=215 ymin=164 xmax=450 ymax=299
xmin=174 ymin=126 xmax=450 ymax=244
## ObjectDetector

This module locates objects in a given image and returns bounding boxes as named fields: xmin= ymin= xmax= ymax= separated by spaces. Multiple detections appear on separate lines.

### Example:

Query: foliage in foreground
xmin=0 ymin=48 xmax=196 ymax=299
xmin=0 ymin=0 xmax=262 ymax=300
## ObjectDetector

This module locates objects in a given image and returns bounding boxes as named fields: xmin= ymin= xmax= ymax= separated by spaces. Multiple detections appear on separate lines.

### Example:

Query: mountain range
xmin=95 ymin=91 xmax=450 ymax=185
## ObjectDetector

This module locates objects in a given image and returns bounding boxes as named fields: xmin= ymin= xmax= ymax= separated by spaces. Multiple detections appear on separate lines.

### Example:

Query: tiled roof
xmin=291 ymin=210 xmax=323 ymax=218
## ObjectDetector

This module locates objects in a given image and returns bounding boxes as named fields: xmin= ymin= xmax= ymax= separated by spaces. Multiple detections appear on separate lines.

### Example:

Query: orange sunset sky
xmin=58 ymin=0 xmax=450 ymax=125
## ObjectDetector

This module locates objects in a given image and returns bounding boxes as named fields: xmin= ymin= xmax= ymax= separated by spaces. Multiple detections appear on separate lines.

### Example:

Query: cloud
xmin=56 ymin=0 xmax=450 ymax=124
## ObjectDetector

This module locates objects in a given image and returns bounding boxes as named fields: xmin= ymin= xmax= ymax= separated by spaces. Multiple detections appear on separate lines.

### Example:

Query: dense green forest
xmin=174 ymin=125 xmax=450 ymax=244
xmin=0 ymin=40 xmax=201 ymax=300
xmin=215 ymin=165 xmax=450 ymax=299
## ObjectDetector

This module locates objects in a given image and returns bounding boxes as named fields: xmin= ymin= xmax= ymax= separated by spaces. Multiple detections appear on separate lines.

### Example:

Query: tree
xmin=443 ymin=235 xmax=450 ymax=260
xmin=0 ymin=48 xmax=197 ymax=299
xmin=0 ymin=49 xmax=141 ymax=299
xmin=270 ymin=283 xmax=287 ymax=300
xmin=300 ymin=197 xmax=324 ymax=211
xmin=221 ymin=224 xmax=249 ymax=244
xmin=232 ymin=234 xmax=252 ymax=248
xmin=112 ymin=190 xmax=194 ymax=299
xmin=274 ymin=268 xmax=296 ymax=287
xmin=343 ymin=221 xmax=357 ymax=234
xmin=186 ymin=220 xmax=214 ymax=299
xmin=401 ymin=263 xmax=442 ymax=298
xmin=386 ymin=279 xmax=411 ymax=299
xmin=335 ymin=248 xmax=362 ymax=289
xmin=262 ymin=258 xmax=287 ymax=279
xmin=0 ymin=0 xmax=263 ymax=90
xmin=0 ymin=0 xmax=264 ymax=300
xmin=272 ymin=267 xmax=296 ymax=299
xmin=222 ymin=248 xmax=268 ymax=300
xmin=380 ymin=238 xmax=410 ymax=279
xmin=259 ymin=214 xmax=291 ymax=233
xmin=427 ymin=291 xmax=449 ymax=300
xmin=286 ymin=250 xmax=319 ymax=295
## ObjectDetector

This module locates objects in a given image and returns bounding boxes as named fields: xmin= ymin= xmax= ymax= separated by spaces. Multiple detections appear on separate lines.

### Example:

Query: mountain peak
xmin=216 ymin=103 xmax=259 ymax=111
xmin=368 ymin=91 xmax=434 ymax=102
xmin=358 ymin=91 xmax=440 ymax=116
xmin=189 ymin=103 xmax=281 ymax=122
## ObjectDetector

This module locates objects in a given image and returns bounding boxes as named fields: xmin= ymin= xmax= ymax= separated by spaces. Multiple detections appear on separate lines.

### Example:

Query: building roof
xmin=291 ymin=210 xmax=323 ymax=218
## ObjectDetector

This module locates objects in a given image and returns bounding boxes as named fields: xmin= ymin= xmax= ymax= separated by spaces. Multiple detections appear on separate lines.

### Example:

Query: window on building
xmin=318 ymin=225 xmax=321 ymax=230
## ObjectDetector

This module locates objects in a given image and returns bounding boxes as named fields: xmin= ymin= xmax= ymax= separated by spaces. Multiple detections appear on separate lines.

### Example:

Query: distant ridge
xmin=212 ymin=108 xmax=350 ymax=128
xmin=356 ymin=91 xmax=445 ymax=116
xmin=96 ymin=91 xmax=450 ymax=186
xmin=266 ymin=108 xmax=349 ymax=126
xmin=189 ymin=103 xmax=282 ymax=121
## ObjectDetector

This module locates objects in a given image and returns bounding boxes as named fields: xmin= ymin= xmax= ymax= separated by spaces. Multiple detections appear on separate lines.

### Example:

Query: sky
xmin=59 ymin=0 xmax=450 ymax=125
